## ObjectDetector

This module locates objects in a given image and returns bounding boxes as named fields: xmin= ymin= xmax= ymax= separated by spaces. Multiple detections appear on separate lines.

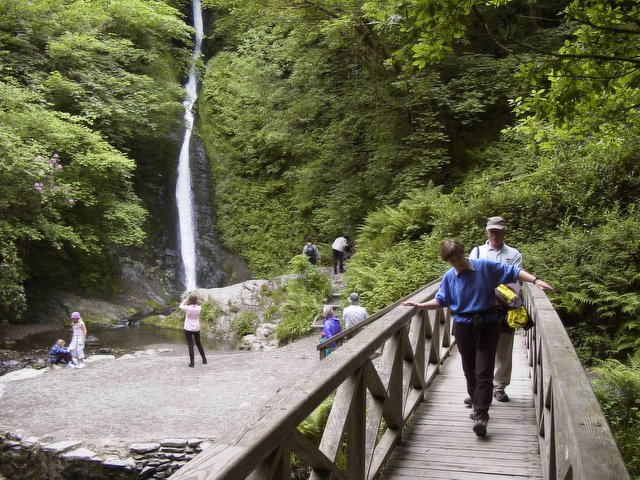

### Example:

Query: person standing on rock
xmin=68 ymin=311 xmax=87 ymax=368
xmin=180 ymin=294 xmax=207 ymax=368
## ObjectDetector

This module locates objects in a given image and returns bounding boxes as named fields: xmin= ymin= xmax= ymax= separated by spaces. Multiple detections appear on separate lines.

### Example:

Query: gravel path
xmin=0 ymin=334 xmax=320 ymax=457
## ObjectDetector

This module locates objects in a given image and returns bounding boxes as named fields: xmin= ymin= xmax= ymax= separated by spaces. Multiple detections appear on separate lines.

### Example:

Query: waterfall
xmin=175 ymin=0 xmax=204 ymax=291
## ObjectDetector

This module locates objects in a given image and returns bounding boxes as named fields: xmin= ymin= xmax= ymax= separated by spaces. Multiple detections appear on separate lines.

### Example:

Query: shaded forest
xmin=197 ymin=0 xmax=640 ymax=364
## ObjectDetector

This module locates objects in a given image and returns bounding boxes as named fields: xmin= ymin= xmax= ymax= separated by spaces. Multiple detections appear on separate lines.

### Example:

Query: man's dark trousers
xmin=455 ymin=320 xmax=500 ymax=421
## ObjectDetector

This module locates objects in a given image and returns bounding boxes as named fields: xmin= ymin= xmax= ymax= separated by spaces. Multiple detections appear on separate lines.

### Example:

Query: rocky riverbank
xmin=0 ymin=334 xmax=320 ymax=479
xmin=0 ymin=323 xmax=61 ymax=376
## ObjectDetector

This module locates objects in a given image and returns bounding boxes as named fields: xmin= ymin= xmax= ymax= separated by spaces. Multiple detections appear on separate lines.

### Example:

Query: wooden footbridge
xmin=171 ymin=281 xmax=630 ymax=480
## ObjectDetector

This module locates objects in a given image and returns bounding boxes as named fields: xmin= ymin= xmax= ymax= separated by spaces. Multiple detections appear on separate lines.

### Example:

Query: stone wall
xmin=0 ymin=430 xmax=210 ymax=480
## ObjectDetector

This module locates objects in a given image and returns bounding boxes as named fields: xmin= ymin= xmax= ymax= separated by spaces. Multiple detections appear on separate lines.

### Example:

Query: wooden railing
xmin=170 ymin=281 xmax=631 ymax=480
xmin=316 ymin=282 xmax=438 ymax=359
xmin=522 ymin=283 xmax=630 ymax=480
xmin=170 ymin=280 xmax=453 ymax=479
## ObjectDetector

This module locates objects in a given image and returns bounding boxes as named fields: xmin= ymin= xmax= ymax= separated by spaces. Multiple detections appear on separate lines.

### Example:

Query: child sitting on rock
xmin=48 ymin=339 xmax=74 ymax=368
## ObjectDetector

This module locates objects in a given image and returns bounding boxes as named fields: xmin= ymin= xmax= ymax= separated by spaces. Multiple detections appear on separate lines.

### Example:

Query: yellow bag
xmin=496 ymin=284 xmax=518 ymax=304
xmin=507 ymin=306 xmax=528 ymax=329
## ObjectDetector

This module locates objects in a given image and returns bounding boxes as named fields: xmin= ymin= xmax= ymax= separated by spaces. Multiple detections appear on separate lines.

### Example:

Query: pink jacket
xmin=180 ymin=304 xmax=201 ymax=332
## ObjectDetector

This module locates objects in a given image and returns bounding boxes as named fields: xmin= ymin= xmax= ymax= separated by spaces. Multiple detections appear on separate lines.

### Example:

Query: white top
xmin=71 ymin=320 xmax=86 ymax=339
xmin=343 ymin=305 xmax=369 ymax=329
xmin=469 ymin=241 xmax=523 ymax=306
xmin=470 ymin=241 xmax=522 ymax=268
xmin=332 ymin=236 xmax=348 ymax=251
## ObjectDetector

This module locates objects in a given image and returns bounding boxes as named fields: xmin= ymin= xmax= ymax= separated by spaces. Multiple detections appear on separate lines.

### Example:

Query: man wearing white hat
xmin=468 ymin=216 xmax=523 ymax=403
xmin=343 ymin=292 xmax=369 ymax=329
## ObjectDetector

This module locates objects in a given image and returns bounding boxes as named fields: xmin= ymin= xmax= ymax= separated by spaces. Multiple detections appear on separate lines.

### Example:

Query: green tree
xmin=365 ymin=0 xmax=640 ymax=144
xmin=0 ymin=0 xmax=192 ymax=150
xmin=0 ymin=0 xmax=196 ymax=319
xmin=0 ymin=81 xmax=147 ymax=318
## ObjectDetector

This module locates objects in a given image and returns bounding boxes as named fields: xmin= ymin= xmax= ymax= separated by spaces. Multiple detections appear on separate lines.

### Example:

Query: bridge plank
xmin=394 ymin=445 xmax=540 ymax=459
xmin=381 ymin=467 xmax=542 ymax=479
xmin=385 ymin=458 xmax=543 ymax=475
xmin=381 ymin=334 xmax=543 ymax=479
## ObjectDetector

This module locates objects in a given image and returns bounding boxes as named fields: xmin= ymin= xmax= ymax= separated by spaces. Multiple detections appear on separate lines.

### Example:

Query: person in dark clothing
xmin=302 ymin=238 xmax=320 ymax=265
xmin=402 ymin=239 xmax=553 ymax=437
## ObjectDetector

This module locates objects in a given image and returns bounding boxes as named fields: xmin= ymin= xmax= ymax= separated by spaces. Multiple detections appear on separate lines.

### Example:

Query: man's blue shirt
xmin=435 ymin=259 xmax=520 ymax=324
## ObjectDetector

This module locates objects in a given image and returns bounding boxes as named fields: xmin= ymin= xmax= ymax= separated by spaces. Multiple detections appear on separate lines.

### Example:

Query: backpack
xmin=303 ymin=244 xmax=317 ymax=261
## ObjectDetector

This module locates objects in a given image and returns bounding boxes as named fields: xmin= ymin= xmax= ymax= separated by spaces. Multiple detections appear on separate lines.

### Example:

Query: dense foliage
xmin=274 ymin=255 xmax=332 ymax=345
xmin=198 ymin=0 xmax=518 ymax=276
xmin=198 ymin=0 xmax=640 ymax=472
xmin=2 ymin=0 xmax=639 ymax=472
xmin=0 ymin=0 xmax=193 ymax=319
xmin=198 ymin=0 xmax=639 ymax=361
xmin=592 ymin=359 xmax=640 ymax=476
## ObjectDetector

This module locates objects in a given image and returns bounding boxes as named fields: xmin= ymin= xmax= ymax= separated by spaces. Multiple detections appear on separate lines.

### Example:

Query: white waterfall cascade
xmin=175 ymin=0 xmax=204 ymax=291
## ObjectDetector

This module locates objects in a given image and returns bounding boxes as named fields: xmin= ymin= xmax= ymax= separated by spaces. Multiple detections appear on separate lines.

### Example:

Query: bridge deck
xmin=382 ymin=333 xmax=542 ymax=479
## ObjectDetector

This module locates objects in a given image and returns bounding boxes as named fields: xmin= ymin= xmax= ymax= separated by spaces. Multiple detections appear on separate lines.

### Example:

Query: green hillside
xmin=1 ymin=0 xmax=639 ymax=472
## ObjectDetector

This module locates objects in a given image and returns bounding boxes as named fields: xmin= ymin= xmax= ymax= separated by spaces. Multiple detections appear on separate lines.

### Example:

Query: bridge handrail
xmin=170 ymin=281 xmax=630 ymax=480
xmin=171 ymin=281 xmax=453 ymax=480
xmin=522 ymin=283 xmax=630 ymax=480
xmin=316 ymin=279 xmax=441 ymax=359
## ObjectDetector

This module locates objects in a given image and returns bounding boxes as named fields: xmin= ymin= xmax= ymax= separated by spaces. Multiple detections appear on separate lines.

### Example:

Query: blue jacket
xmin=47 ymin=344 xmax=69 ymax=363
xmin=320 ymin=317 xmax=342 ymax=348
xmin=436 ymin=258 xmax=520 ymax=324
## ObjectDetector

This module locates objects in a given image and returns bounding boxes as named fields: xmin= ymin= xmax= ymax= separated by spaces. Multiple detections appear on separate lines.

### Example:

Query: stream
xmin=0 ymin=323 xmax=235 ymax=376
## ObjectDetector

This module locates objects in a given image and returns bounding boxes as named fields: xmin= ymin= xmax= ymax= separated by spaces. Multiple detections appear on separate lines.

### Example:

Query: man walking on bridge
xmin=469 ymin=216 xmax=522 ymax=403
xmin=402 ymin=239 xmax=553 ymax=437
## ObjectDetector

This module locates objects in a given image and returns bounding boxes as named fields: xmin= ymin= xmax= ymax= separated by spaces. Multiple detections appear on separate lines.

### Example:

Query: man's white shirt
xmin=470 ymin=241 xmax=523 ymax=305
xmin=332 ymin=237 xmax=348 ymax=251
xmin=469 ymin=241 xmax=522 ymax=268
xmin=343 ymin=305 xmax=368 ymax=329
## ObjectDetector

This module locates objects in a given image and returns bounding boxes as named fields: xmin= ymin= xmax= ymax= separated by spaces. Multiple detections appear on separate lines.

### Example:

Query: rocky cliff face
xmin=189 ymin=137 xmax=251 ymax=289
xmin=24 ymin=133 xmax=249 ymax=326
xmin=22 ymin=6 xmax=251 ymax=326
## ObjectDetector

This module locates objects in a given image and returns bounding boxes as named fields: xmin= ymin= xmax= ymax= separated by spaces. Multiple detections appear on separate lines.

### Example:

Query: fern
xmin=274 ymin=255 xmax=332 ymax=345
xmin=357 ymin=185 xmax=441 ymax=251
xmin=591 ymin=359 xmax=640 ymax=477
xmin=292 ymin=395 xmax=346 ymax=477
